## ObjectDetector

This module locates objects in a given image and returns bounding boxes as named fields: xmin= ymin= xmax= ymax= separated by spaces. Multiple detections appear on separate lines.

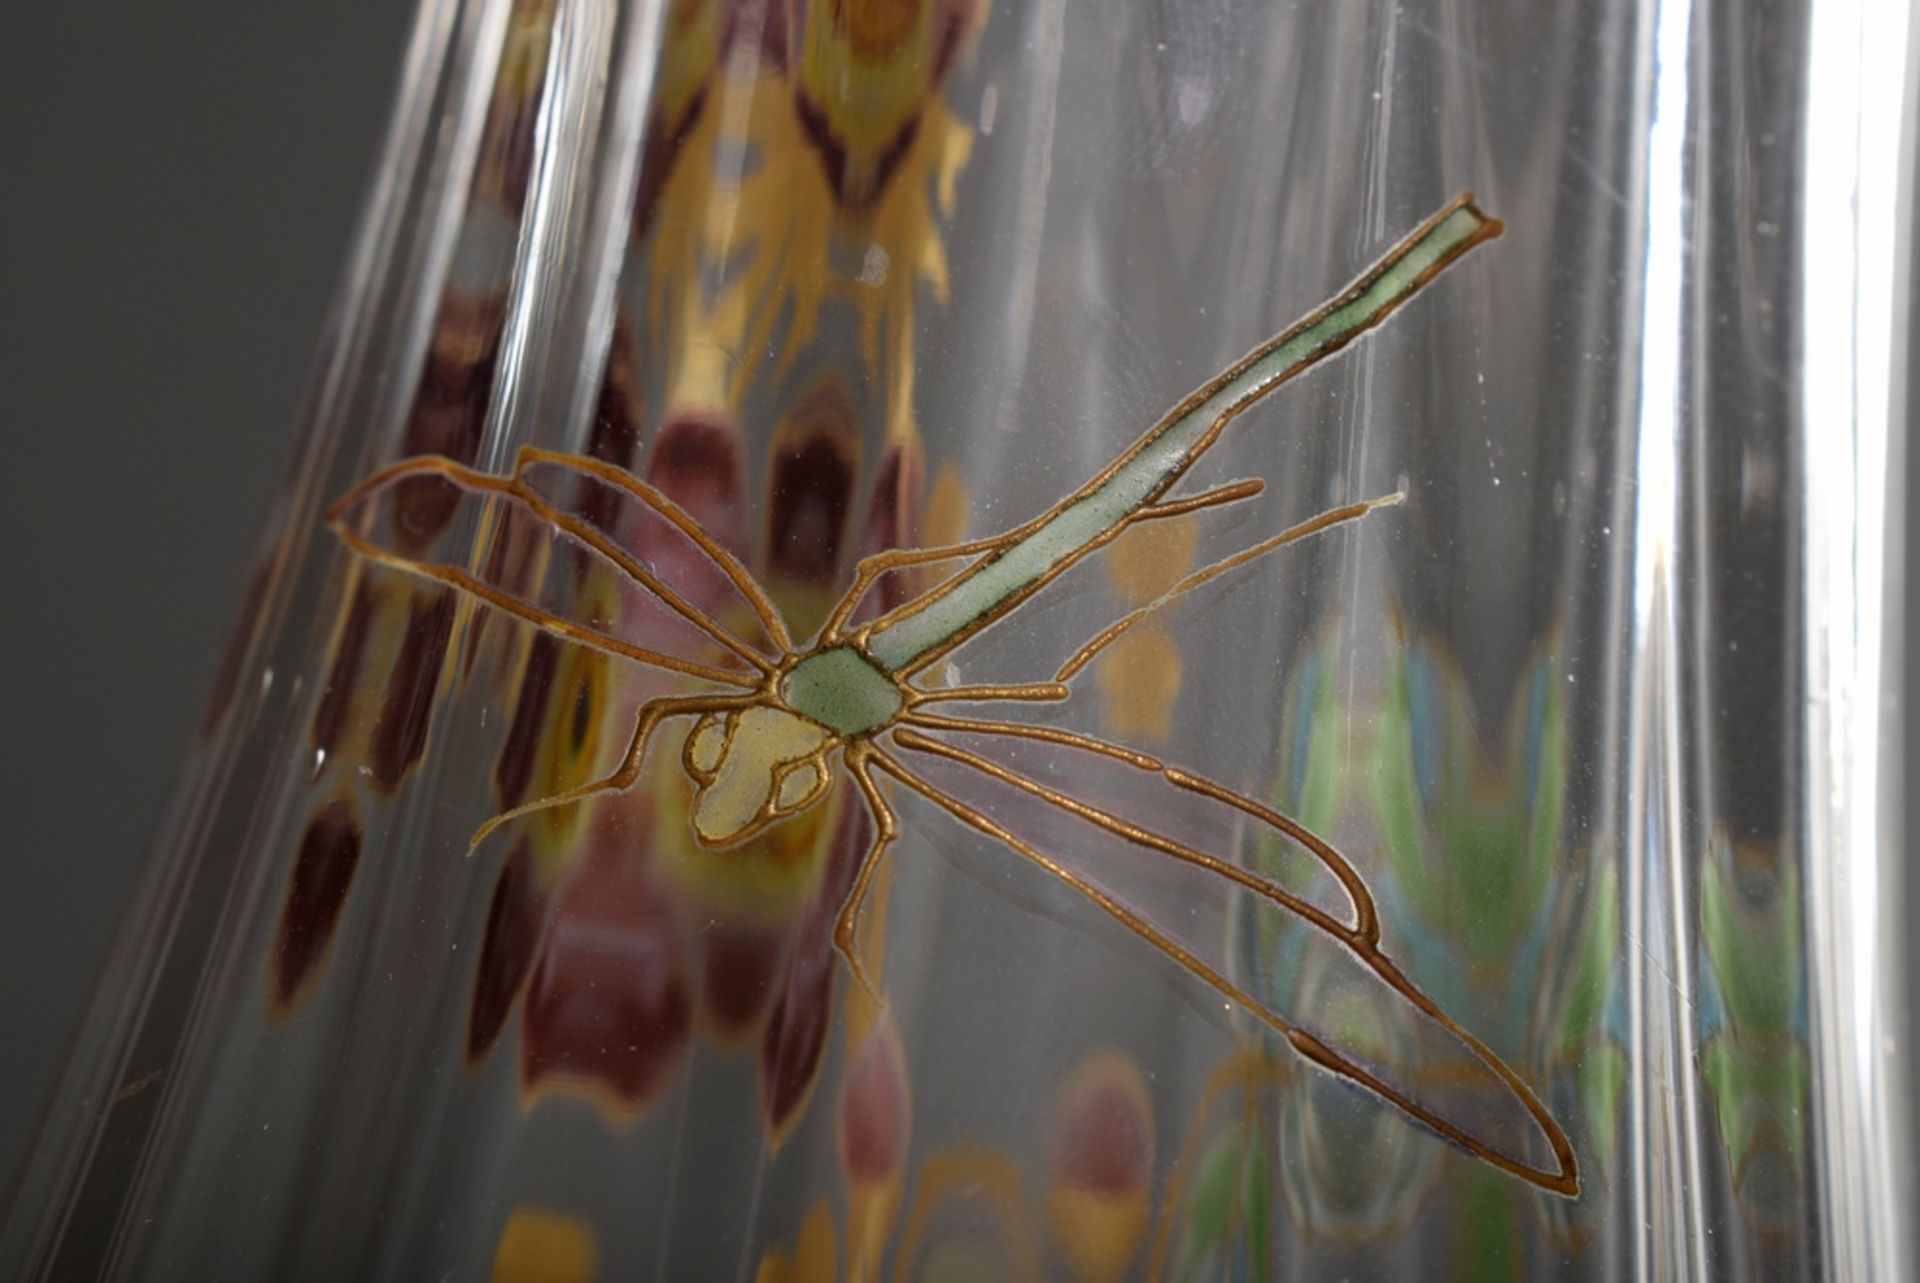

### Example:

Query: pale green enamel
xmin=864 ymin=204 xmax=1490 ymax=674
xmin=781 ymin=645 xmax=905 ymax=735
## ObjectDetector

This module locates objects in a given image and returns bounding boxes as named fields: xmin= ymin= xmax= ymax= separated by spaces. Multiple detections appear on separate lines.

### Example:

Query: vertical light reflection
xmin=987 ymin=0 xmax=1064 ymax=438
xmin=484 ymin=0 xmax=617 ymax=469
xmin=1627 ymin=0 xmax=1709 ymax=1274
xmin=539 ymin=0 xmax=669 ymax=456
xmin=376 ymin=0 xmax=519 ymax=468
xmin=1799 ymin=0 xmax=1913 ymax=1276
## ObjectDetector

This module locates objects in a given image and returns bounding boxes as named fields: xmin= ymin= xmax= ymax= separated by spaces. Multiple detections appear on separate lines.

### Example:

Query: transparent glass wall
xmin=5 ymin=0 xmax=1913 ymax=1278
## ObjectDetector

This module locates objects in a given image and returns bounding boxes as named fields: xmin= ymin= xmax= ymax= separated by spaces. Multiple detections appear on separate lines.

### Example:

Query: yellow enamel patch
xmin=687 ymin=718 xmax=727 ymax=775
xmin=776 ymin=760 xmax=826 ymax=811
xmin=691 ymin=706 xmax=831 ymax=845
xmin=491 ymin=1208 xmax=597 ymax=1283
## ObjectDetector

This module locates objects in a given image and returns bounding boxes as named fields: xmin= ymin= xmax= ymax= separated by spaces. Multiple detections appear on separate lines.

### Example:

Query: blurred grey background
xmin=0 ymin=0 xmax=1915 ymax=1223
xmin=0 ymin=3 xmax=415 ymax=1184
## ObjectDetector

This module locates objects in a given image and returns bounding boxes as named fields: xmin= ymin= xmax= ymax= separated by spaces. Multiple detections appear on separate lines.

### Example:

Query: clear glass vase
xmin=5 ymin=0 xmax=1913 ymax=1278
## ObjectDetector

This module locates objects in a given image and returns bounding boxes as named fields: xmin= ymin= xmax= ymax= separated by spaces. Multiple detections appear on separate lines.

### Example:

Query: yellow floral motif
xmin=634 ymin=0 xmax=982 ymax=439
xmin=753 ymin=1201 xmax=838 ymax=1283
xmin=646 ymin=104 xmax=723 ymax=403
xmin=1093 ymin=516 xmax=1199 ymax=743
xmin=497 ymin=0 xmax=557 ymax=103
xmin=825 ymin=0 xmax=926 ymax=64
xmin=1046 ymin=1050 xmax=1155 ymax=1283
xmin=491 ymin=1208 xmax=598 ymax=1283
xmin=497 ymin=565 xmax=633 ymax=885
xmin=708 ymin=79 xmax=972 ymax=425
xmin=1094 ymin=625 xmax=1184 ymax=744
xmin=922 ymin=461 xmax=971 ymax=551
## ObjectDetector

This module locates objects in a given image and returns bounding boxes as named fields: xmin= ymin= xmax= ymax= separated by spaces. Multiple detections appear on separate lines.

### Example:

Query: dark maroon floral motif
xmin=369 ymin=588 xmax=456 ymax=794
xmin=269 ymin=798 xmax=363 ymax=1010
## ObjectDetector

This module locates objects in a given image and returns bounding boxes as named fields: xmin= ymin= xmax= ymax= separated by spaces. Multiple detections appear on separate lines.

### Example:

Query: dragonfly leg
xmin=832 ymin=746 xmax=898 ymax=1009
xmin=907 ymin=681 xmax=1071 ymax=707
xmin=468 ymin=691 xmax=752 ymax=850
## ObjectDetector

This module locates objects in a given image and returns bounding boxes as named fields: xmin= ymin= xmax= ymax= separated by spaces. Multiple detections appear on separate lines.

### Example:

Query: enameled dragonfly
xmin=329 ymin=193 xmax=1579 ymax=1196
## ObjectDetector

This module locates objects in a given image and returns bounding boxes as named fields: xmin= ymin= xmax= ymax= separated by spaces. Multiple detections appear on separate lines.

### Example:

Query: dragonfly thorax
xmin=779 ymin=644 xmax=903 ymax=737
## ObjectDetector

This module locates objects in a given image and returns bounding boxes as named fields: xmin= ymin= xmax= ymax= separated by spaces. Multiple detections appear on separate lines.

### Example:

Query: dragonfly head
xmin=683 ymin=704 xmax=833 ymax=847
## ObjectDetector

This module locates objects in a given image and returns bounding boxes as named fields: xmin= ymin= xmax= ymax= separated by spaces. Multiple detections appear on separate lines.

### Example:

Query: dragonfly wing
xmin=510 ymin=441 xmax=791 ymax=654
xmin=877 ymin=720 xmax=1577 ymax=1196
xmin=892 ymin=715 xmax=1371 ymax=936
xmin=328 ymin=453 xmax=776 ymax=687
